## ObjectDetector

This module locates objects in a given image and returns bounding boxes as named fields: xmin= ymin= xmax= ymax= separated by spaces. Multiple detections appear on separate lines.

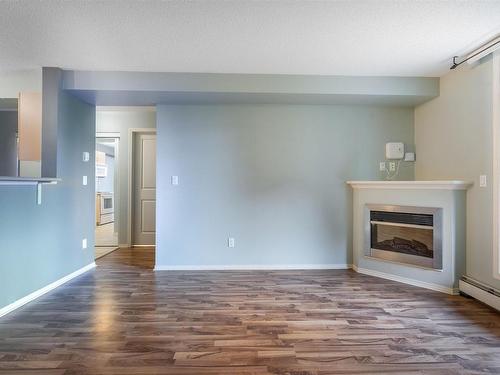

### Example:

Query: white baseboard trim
xmin=155 ymin=263 xmax=352 ymax=271
xmin=0 ymin=262 xmax=96 ymax=318
xmin=459 ymin=280 xmax=500 ymax=311
xmin=352 ymin=264 xmax=457 ymax=295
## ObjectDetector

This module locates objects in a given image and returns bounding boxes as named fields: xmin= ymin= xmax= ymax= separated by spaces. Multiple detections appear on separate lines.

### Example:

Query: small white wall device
xmin=385 ymin=142 xmax=405 ymax=160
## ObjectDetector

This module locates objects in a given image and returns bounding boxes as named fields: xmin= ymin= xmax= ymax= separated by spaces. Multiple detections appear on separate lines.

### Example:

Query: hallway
xmin=0 ymin=248 xmax=499 ymax=374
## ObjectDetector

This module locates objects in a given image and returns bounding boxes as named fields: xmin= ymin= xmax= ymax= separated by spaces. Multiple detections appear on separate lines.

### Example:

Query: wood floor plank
xmin=0 ymin=247 xmax=498 ymax=374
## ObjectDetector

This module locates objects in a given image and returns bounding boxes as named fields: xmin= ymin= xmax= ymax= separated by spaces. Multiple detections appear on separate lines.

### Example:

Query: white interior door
xmin=133 ymin=132 xmax=156 ymax=245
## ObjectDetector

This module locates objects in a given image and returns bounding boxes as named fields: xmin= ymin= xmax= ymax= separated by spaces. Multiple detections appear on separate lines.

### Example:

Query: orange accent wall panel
xmin=18 ymin=92 xmax=42 ymax=161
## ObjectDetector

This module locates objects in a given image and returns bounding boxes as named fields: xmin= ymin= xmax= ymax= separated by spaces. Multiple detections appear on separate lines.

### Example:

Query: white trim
xmin=96 ymin=132 xmax=121 ymax=138
xmin=0 ymin=262 xmax=96 ymax=318
xmin=127 ymin=128 xmax=157 ymax=247
xmin=492 ymin=51 xmax=500 ymax=281
xmin=346 ymin=180 xmax=473 ymax=190
xmin=351 ymin=264 xmax=458 ymax=295
xmin=459 ymin=280 xmax=500 ymax=311
xmin=155 ymin=264 xmax=351 ymax=271
xmin=97 ymin=106 xmax=156 ymax=112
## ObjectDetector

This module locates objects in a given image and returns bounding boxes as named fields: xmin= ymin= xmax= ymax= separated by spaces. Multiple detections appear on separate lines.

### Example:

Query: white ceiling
xmin=1 ymin=1 xmax=500 ymax=77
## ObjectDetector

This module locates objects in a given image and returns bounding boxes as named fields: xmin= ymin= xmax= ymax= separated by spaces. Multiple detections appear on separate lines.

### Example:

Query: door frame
xmin=127 ymin=128 xmax=157 ymax=247
xmin=492 ymin=51 xmax=500 ymax=281
xmin=96 ymin=132 xmax=120 ymax=247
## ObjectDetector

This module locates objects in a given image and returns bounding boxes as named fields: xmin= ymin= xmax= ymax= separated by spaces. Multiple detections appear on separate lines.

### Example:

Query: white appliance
xmin=385 ymin=142 xmax=405 ymax=159
xmin=96 ymin=192 xmax=114 ymax=225
xmin=96 ymin=165 xmax=107 ymax=177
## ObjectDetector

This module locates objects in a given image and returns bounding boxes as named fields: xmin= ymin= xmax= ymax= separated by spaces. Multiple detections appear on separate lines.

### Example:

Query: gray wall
xmin=156 ymin=104 xmax=414 ymax=267
xmin=96 ymin=108 xmax=156 ymax=245
xmin=0 ymin=86 xmax=95 ymax=309
xmin=415 ymin=57 xmax=500 ymax=290
xmin=0 ymin=111 xmax=18 ymax=176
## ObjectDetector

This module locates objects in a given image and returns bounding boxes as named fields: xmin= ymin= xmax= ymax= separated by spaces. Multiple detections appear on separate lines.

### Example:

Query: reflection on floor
xmin=0 ymin=247 xmax=498 ymax=374
xmin=95 ymin=222 xmax=118 ymax=259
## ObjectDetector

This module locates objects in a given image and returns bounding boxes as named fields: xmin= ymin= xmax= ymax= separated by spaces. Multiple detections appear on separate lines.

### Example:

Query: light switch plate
xmin=82 ymin=175 xmax=88 ymax=186
xmin=82 ymin=238 xmax=87 ymax=249
xmin=228 ymin=237 xmax=235 ymax=248
xmin=82 ymin=152 xmax=90 ymax=162
xmin=480 ymin=175 xmax=487 ymax=187
xmin=171 ymin=175 xmax=179 ymax=185
xmin=379 ymin=162 xmax=386 ymax=171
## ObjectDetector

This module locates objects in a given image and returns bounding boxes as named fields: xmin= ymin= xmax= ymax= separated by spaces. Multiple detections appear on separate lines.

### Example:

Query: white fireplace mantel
xmin=347 ymin=180 xmax=473 ymax=190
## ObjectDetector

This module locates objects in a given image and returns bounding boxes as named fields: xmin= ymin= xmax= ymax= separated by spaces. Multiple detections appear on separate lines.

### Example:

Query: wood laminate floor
xmin=0 ymin=247 xmax=499 ymax=374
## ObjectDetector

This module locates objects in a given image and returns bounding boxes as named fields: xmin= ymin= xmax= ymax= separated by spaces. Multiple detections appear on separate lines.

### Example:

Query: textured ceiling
xmin=1 ymin=1 xmax=500 ymax=77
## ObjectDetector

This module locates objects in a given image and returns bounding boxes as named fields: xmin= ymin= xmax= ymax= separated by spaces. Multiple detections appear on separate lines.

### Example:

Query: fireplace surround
xmin=365 ymin=204 xmax=442 ymax=270
xmin=348 ymin=180 xmax=471 ymax=294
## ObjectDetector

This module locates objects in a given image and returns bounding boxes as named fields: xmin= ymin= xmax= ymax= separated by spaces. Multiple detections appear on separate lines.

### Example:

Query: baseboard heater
xmin=459 ymin=276 xmax=500 ymax=311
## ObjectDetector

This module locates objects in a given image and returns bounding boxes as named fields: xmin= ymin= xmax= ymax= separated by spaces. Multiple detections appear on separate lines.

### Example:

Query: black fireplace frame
xmin=364 ymin=204 xmax=443 ymax=270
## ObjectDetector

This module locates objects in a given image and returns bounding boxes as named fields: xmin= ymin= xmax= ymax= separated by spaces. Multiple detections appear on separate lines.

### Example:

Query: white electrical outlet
xmin=480 ymin=175 xmax=487 ymax=187
xmin=171 ymin=175 xmax=179 ymax=185
xmin=82 ymin=238 xmax=87 ymax=249
xmin=379 ymin=162 xmax=386 ymax=171
xmin=82 ymin=152 xmax=90 ymax=162
xmin=389 ymin=162 xmax=396 ymax=172
xmin=228 ymin=237 xmax=235 ymax=248
xmin=82 ymin=175 xmax=88 ymax=186
xmin=404 ymin=152 xmax=415 ymax=162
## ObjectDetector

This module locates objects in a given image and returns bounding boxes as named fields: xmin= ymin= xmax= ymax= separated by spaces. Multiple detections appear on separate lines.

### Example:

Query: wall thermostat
xmin=385 ymin=142 xmax=405 ymax=160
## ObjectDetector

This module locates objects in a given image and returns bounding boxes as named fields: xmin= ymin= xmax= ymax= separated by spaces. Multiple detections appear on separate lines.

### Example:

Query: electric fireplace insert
xmin=365 ymin=205 xmax=442 ymax=269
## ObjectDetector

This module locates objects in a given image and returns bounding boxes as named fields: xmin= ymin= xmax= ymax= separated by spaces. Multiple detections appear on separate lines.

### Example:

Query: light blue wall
xmin=156 ymin=104 xmax=414 ymax=267
xmin=0 ymin=82 xmax=95 ymax=310
xmin=63 ymin=70 xmax=439 ymax=107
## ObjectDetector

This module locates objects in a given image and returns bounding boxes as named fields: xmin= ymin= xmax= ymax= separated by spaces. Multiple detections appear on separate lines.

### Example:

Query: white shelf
xmin=0 ymin=176 xmax=61 ymax=205
xmin=347 ymin=180 xmax=473 ymax=190
xmin=0 ymin=176 xmax=60 ymax=185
